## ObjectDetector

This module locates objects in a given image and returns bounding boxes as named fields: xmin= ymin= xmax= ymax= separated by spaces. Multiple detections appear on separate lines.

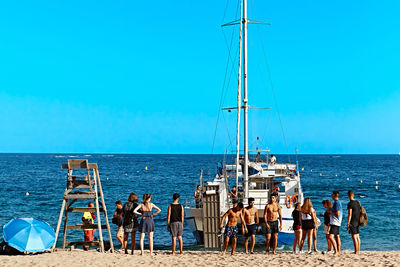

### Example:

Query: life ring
xmin=285 ymin=195 xmax=291 ymax=208
xmin=291 ymin=194 xmax=298 ymax=203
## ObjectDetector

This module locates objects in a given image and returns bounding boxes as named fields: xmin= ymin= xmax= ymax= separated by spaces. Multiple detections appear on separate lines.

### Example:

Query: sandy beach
xmin=1 ymin=250 xmax=399 ymax=267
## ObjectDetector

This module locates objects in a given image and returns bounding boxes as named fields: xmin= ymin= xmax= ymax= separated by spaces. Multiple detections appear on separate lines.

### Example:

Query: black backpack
xmin=123 ymin=202 xmax=138 ymax=227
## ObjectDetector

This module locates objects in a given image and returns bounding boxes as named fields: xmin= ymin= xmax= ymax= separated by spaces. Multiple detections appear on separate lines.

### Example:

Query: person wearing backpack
xmin=123 ymin=193 xmax=139 ymax=254
xmin=346 ymin=190 xmax=361 ymax=254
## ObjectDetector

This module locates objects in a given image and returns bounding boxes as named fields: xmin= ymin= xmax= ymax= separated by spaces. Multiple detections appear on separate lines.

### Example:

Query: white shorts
xmin=323 ymin=224 xmax=330 ymax=235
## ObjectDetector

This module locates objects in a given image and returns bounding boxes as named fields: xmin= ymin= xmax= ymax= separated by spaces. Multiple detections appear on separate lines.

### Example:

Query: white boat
xmin=185 ymin=0 xmax=304 ymax=246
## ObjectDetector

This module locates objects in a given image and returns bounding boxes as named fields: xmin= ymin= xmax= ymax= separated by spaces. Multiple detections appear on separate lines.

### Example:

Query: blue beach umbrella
xmin=3 ymin=218 xmax=55 ymax=252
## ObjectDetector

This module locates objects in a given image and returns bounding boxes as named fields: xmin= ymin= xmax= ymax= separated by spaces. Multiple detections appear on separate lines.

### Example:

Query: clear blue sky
xmin=0 ymin=0 xmax=399 ymax=154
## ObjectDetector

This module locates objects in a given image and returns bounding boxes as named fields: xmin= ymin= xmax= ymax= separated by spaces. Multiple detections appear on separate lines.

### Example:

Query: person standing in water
xmin=167 ymin=193 xmax=184 ymax=255
xmin=243 ymin=197 xmax=259 ymax=254
xmin=263 ymin=195 xmax=282 ymax=254
xmin=134 ymin=193 xmax=161 ymax=255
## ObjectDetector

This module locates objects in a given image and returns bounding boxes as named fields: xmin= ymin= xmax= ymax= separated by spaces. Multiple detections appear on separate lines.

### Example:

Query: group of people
xmin=81 ymin=188 xmax=362 ymax=256
xmin=219 ymin=190 xmax=363 ymax=256
xmin=82 ymin=192 xmax=184 ymax=255
xmin=220 ymin=194 xmax=282 ymax=255
xmin=292 ymin=190 xmax=362 ymax=255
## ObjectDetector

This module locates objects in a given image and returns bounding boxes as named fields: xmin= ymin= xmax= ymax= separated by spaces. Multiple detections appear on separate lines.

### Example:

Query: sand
xmin=1 ymin=250 xmax=399 ymax=267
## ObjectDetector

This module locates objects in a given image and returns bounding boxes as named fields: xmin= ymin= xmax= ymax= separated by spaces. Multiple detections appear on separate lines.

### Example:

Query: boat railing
xmin=184 ymin=198 xmax=203 ymax=209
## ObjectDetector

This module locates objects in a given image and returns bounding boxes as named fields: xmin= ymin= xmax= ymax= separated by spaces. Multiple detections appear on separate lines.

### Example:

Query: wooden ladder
xmin=52 ymin=159 xmax=114 ymax=252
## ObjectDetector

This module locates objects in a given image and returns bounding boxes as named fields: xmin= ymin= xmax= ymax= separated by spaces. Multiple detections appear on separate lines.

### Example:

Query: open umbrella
xmin=3 ymin=218 xmax=55 ymax=252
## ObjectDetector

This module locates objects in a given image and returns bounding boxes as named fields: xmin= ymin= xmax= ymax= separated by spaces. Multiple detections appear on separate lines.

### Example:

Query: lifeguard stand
xmin=52 ymin=159 xmax=114 ymax=252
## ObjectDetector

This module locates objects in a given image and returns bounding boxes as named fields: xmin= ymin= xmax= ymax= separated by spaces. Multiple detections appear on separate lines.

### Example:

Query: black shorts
xmin=301 ymin=219 xmax=315 ymax=230
xmin=329 ymin=225 xmax=340 ymax=235
xmin=266 ymin=221 xmax=279 ymax=235
xmin=246 ymin=224 xmax=257 ymax=237
xmin=349 ymin=224 xmax=359 ymax=235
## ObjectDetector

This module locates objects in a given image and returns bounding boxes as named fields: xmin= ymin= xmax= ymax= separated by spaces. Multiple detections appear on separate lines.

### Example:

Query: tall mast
xmin=235 ymin=0 xmax=243 ymax=189
xmin=242 ymin=0 xmax=249 ymax=199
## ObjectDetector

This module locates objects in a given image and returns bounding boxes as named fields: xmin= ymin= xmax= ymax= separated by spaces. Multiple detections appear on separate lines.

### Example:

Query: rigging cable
xmin=211 ymin=0 xmax=241 ymax=154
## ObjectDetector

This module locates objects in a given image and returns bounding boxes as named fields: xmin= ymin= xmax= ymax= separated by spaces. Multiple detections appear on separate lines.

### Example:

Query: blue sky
xmin=0 ymin=0 xmax=399 ymax=154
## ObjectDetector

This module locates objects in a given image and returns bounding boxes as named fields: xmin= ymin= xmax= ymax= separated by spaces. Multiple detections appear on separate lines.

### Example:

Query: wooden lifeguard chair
xmin=52 ymin=159 xmax=114 ymax=252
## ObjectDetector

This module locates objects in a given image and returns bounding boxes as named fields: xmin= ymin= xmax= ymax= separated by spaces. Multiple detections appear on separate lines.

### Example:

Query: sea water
xmin=0 ymin=154 xmax=399 ymax=251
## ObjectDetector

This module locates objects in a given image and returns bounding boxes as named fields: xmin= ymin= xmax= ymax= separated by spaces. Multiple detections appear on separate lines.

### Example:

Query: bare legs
xmin=299 ymin=229 xmax=313 ymax=252
xmin=124 ymin=231 xmax=136 ymax=254
xmin=265 ymin=234 xmax=271 ymax=253
xmin=131 ymin=232 xmax=136 ymax=254
xmin=313 ymin=229 xmax=318 ymax=252
xmin=325 ymin=234 xmax=332 ymax=252
xmin=351 ymin=233 xmax=360 ymax=254
xmin=293 ymin=230 xmax=302 ymax=253
xmin=222 ymin=236 xmax=229 ymax=255
xmin=149 ymin=231 xmax=154 ymax=255
xmin=328 ymin=234 xmax=339 ymax=255
xmin=140 ymin=233 xmax=145 ymax=255
xmin=116 ymin=230 xmax=124 ymax=249
xmin=177 ymin=236 xmax=183 ymax=254
xmin=244 ymin=235 xmax=256 ymax=254
xmin=222 ymin=236 xmax=237 ymax=255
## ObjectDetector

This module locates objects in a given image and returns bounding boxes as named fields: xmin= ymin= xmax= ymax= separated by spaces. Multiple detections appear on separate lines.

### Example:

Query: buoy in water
xmin=376 ymin=181 xmax=378 ymax=185
xmin=347 ymin=177 xmax=349 ymax=181
xmin=360 ymin=180 xmax=363 ymax=183
xmin=335 ymin=174 xmax=338 ymax=177
xmin=301 ymin=168 xmax=304 ymax=171
xmin=310 ymin=169 xmax=313 ymax=172
xmin=398 ymin=185 xmax=400 ymax=189
xmin=375 ymin=186 xmax=378 ymax=190
xmin=320 ymin=173 xmax=322 ymax=176
xmin=25 ymin=192 xmax=29 ymax=196
xmin=145 ymin=166 xmax=148 ymax=171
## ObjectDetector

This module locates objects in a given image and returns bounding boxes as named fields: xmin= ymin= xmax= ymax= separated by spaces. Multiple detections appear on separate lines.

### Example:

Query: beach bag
xmin=357 ymin=200 xmax=368 ymax=227
xmin=123 ymin=202 xmax=139 ymax=228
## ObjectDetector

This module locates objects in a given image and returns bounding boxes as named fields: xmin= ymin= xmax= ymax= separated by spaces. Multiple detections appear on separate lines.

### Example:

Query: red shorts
xmin=84 ymin=230 xmax=94 ymax=241
xmin=293 ymin=225 xmax=301 ymax=231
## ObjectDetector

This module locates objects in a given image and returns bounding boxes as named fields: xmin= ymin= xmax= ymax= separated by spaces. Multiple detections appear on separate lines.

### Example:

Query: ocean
xmin=0 ymin=154 xmax=399 ymax=251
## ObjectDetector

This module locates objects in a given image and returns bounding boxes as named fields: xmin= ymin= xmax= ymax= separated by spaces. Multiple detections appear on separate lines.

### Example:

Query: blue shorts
xmin=224 ymin=226 xmax=238 ymax=239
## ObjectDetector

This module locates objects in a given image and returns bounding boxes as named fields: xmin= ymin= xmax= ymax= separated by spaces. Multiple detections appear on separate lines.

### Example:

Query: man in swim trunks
xmin=263 ymin=195 xmax=282 ymax=254
xmin=328 ymin=190 xmax=342 ymax=255
xmin=244 ymin=197 xmax=259 ymax=254
xmin=219 ymin=202 xmax=247 ymax=255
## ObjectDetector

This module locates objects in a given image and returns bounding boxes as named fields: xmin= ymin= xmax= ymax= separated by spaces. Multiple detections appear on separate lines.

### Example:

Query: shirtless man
xmin=219 ymin=202 xmax=247 ymax=255
xmin=244 ymin=197 xmax=259 ymax=254
xmin=263 ymin=195 xmax=282 ymax=254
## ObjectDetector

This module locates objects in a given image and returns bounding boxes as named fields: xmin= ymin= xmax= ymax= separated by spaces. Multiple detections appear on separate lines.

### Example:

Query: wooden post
xmin=95 ymin=168 xmax=114 ymax=252
xmin=62 ymin=199 xmax=69 ymax=249
xmin=93 ymin=174 xmax=104 ymax=252
xmin=52 ymin=199 xmax=66 ymax=251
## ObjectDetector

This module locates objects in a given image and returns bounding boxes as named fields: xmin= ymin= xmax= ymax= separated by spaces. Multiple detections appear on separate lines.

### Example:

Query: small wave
xmin=332 ymin=156 xmax=341 ymax=158
xmin=55 ymin=156 xmax=65 ymax=158
xmin=68 ymin=156 xmax=79 ymax=158
xmin=83 ymin=155 xmax=91 ymax=157
xmin=102 ymin=155 xmax=114 ymax=157
xmin=359 ymin=194 xmax=367 ymax=198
